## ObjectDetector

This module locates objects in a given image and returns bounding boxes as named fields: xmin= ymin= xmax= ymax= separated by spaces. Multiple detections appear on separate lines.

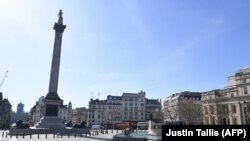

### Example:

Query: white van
xmin=92 ymin=125 xmax=102 ymax=129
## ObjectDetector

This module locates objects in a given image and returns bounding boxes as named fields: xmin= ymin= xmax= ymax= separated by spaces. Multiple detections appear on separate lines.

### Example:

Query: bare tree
xmin=178 ymin=99 xmax=203 ymax=125
xmin=155 ymin=110 xmax=164 ymax=123
xmin=164 ymin=106 xmax=178 ymax=124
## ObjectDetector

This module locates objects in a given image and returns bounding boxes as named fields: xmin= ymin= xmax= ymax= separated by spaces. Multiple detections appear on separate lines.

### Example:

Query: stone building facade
xmin=164 ymin=91 xmax=202 ymax=124
xmin=0 ymin=92 xmax=12 ymax=129
xmin=121 ymin=91 xmax=146 ymax=121
xmin=71 ymin=107 xmax=88 ymax=125
xmin=88 ymin=91 xmax=153 ymax=127
xmin=145 ymin=98 xmax=162 ymax=122
xmin=106 ymin=95 xmax=122 ymax=122
xmin=88 ymin=99 xmax=108 ymax=127
xmin=58 ymin=104 xmax=69 ymax=123
xmin=202 ymin=66 xmax=250 ymax=125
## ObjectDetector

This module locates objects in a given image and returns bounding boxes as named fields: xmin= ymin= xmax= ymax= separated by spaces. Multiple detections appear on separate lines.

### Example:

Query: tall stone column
xmin=46 ymin=9 xmax=66 ymax=101
xmin=35 ymin=10 xmax=66 ymax=129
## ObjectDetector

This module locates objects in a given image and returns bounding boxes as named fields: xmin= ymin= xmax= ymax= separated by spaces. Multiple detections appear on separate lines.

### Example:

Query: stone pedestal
xmin=147 ymin=120 xmax=162 ymax=141
xmin=34 ymin=116 xmax=65 ymax=129
xmin=34 ymin=98 xmax=65 ymax=129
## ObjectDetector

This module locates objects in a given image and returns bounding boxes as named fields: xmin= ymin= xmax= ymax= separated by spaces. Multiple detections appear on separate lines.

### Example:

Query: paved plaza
xmin=0 ymin=130 xmax=119 ymax=141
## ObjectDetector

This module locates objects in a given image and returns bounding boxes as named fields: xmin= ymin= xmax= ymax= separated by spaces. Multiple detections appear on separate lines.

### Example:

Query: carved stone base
xmin=147 ymin=120 xmax=162 ymax=141
xmin=35 ymin=116 xmax=65 ymax=129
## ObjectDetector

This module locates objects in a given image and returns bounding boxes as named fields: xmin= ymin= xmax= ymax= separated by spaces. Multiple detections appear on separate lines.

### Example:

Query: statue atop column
xmin=53 ymin=9 xmax=66 ymax=33
xmin=58 ymin=10 xmax=63 ymax=25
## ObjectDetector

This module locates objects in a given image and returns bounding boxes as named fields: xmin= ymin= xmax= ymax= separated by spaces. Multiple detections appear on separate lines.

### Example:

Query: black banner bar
xmin=162 ymin=125 xmax=250 ymax=141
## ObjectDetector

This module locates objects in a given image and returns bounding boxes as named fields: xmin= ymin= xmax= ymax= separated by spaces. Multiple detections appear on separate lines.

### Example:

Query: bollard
xmin=22 ymin=133 xmax=25 ymax=138
xmin=5 ymin=132 xmax=8 ymax=137
xmin=37 ymin=133 xmax=39 ymax=139
xmin=2 ymin=132 xmax=4 ymax=137
xmin=53 ymin=133 xmax=55 ymax=138
xmin=61 ymin=133 xmax=63 ymax=138
xmin=30 ymin=133 xmax=32 ymax=138
xmin=10 ymin=132 xmax=12 ymax=138
xmin=74 ymin=132 xmax=76 ymax=138
xmin=46 ymin=133 xmax=47 ymax=138
xmin=68 ymin=133 xmax=70 ymax=138
xmin=16 ymin=132 xmax=18 ymax=138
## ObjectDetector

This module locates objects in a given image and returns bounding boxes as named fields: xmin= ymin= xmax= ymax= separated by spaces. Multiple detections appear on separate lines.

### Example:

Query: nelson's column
xmin=35 ymin=10 xmax=66 ymax=129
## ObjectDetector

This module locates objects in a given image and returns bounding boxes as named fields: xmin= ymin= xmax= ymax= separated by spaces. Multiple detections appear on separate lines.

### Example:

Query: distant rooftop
xmin=146 ymin=98 xmax=161 ymax=104
xmin=235 ymin=65 xmax=250 ymax=76
xmin=89 ymin=99 xmax=107 ymax=104
xmin=165 ymin=91 xmax=202 ymax=100
xmin=107 ymin=95 xmax=122 ymax=100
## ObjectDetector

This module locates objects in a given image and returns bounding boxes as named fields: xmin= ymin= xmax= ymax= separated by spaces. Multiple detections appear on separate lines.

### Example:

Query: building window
xmin=230 ymin=93 xmax=234 ymax=97
xmin=244 ymin=86 xmax=248 ymax=95
xmin=210 ymin=106 xmax=215 ymax=115
xmin=222 ymin=105 xmax=229 ymax=114
xmin=204 ymin=106 xmax=208 ymax=114
xmin=231 ymin=105 xmax=237 ymax=113
xmin=247 ymin=105 xmax=250 ymax=113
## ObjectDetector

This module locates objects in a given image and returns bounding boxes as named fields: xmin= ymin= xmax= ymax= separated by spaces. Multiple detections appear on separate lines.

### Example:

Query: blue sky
xmin=0 ymin=0 xmax=250 ymax=112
